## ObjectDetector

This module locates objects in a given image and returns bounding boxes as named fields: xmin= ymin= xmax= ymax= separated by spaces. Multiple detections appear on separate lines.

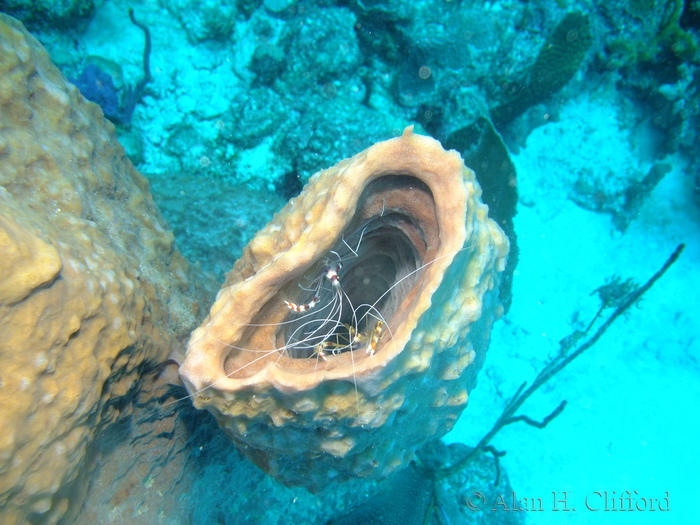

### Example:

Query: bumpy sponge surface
xmin=0 ymin=14 xmax=202 ymax=523
xmin=180 ymin=127 xmax=509 ymax=491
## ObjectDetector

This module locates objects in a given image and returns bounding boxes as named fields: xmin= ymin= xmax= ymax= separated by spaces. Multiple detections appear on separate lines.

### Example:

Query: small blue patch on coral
xmin=71 ymin=9 xmax=151 ymax=125
xmin=73 ymin=64 xmax=121 ymax=121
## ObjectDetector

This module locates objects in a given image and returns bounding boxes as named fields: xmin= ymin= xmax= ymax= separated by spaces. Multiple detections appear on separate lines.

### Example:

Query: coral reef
xmin=23 ymin=0 xmax=696 ymax=248
xmin=595 ymin=0 xmax=699 ymax=167
xmin=146 ymin=170 xmax=288 ymax=279
xmin=180 ymin=127 xmax=509 ymax=491
xmin=276 ymin=96 xmax=408 ymax=183
xmin=223 ymin=87 xmax=290 ymax=149
xmin=0 ymin=13 xmax=210 ymax=524
xmin=491 ymin=11 xmax=593 ymax=129
xmin=161 ymin=0 xmax=236 ymax=43
xmin=279 ymin=7 xmax=362 ymax=94
xmin=0 ymin=0 xmax=95 ymax=29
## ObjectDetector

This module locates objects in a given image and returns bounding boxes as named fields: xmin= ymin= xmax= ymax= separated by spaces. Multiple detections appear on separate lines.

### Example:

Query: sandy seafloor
xmin=445 ymin=85 xmax=700 ymax=524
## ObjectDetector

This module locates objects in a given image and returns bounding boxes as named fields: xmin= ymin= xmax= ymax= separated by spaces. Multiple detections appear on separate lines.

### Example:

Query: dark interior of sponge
xmin=281 ymin=175 xmax=440 ymax=359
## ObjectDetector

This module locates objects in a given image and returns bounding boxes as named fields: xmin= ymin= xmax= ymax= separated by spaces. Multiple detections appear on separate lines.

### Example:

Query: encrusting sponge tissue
xmin=180 ymin=126 xmax=509 ymax=491
xmin=0 ymin=14 xmax=206 ymax=523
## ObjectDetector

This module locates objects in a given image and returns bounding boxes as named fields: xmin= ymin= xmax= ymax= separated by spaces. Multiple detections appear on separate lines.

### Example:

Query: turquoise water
xmin=3 ymin=0 xmax=698 ymax=523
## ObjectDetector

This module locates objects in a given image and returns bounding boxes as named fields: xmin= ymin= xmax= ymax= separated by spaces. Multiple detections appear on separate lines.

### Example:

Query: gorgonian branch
xmin=437 ymin=243 xmax=685 ymax=480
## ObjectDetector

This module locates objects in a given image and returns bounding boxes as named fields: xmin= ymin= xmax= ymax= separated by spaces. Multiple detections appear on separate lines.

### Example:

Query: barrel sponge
xmin=0 ymin=14 xmax=204 ymax=523
xmin=180 ymin=127 xmax=509 ymax=491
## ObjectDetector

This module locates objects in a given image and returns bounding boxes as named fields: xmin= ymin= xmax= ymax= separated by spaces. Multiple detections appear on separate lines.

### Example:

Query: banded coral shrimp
xmin=172 ymin=172 xmax=480 ymax=416
xmin=278 ymin=223 xmax=408 ymax=364
xmin=165 ymin=222 xmax=402 ymax=407
xmin=168 ymin=246 xmax=479 ymax=417
xmin=169 ymin=228 xmax=444 ymax=408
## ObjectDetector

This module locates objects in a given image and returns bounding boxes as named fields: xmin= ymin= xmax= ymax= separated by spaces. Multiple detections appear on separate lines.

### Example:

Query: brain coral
xmin=0 ymin=14 xmax=207 ymax=524
xmin=180 ymin=127 xmax=509 ymax=491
